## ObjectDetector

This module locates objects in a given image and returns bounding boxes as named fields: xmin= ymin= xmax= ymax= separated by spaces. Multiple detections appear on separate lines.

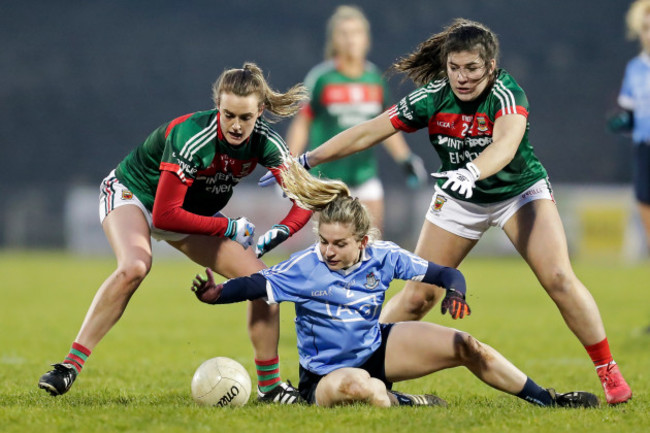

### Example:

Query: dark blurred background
xmin=0 ymin=0 xmax=638 ymax=249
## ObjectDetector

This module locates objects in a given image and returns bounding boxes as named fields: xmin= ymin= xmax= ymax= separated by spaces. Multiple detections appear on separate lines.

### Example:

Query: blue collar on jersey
xmin=314 ymin=243 xmax=372 ymax=276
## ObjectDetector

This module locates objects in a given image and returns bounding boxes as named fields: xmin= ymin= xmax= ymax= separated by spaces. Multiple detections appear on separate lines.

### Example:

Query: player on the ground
xmin=272 ymin=5 xmax=427 ymax=232
xmin=38 ymin=63 xmax=311 ymax=404
xmin=263 ymin=19 xmax=632 ymax=405
xmin=193 ymin=163 xmax=599 ymax=408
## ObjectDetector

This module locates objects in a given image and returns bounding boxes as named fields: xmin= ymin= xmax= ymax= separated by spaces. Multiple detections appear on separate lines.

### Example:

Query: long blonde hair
xmin=392 ymin=18 xmax=499 ymax=87
xmin=212 ymin=62 xmax=308 ymax=122
xmin=626 ymin=0 xmax=650 ymax=40
xmin=280 ymin=162 xmax=380 ymax=243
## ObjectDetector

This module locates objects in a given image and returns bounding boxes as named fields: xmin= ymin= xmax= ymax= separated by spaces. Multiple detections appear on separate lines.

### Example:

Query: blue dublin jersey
xmin=260 ymin=241 xmax=429 ymax=375
xmin=619 ymin=52 xmax=650 ymax=143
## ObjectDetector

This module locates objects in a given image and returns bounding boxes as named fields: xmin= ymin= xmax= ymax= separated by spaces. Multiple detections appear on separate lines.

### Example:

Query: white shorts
xmin=99 ymin=170 xmax=189 ymax=242
xmin=425 ymin=178 xmax=554 ymax=240
xmin=350 ymin=177 xmax=384 ymax=202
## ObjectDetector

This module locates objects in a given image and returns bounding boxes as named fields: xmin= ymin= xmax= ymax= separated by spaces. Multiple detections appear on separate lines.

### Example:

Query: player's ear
xmin=488 ymin=58 xmax=496 ymax=75
xmin=359 ymin=235 xmax=369 ymax=249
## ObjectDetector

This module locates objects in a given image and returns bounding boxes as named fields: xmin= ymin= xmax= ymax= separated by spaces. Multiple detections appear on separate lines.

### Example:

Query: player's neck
xmin=335 ymin=57 xmax=365 ymax=78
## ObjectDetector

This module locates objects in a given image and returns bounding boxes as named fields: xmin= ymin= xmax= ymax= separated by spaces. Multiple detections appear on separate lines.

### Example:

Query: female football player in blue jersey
xmin=192 ymin=163 xmax=598 ymax=408
xmin=609 ymin=0 xmax=650 ymax=254
xmin=38 ymin=63 xmax=310 ymax=403
xmin=259 ymin=18 xmax=631 ymax=405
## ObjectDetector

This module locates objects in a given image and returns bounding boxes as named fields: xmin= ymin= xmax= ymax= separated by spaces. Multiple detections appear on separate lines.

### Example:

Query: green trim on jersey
xmin=115 ymin=110 xmax=290 ymax=215
xmin=305 ymin=60 xmax=391 ymax=186
xmin=391 ymin=69 xmax=547 ymax=203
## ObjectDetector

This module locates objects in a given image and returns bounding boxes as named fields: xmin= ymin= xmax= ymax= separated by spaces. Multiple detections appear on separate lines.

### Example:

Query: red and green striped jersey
xmin=304 ymin=60 xmax=391 ymax=186
xmin=115 ymin=110 xmax=291 ymax=215
xmin=389 ymin=69 xmax=547 ymax=203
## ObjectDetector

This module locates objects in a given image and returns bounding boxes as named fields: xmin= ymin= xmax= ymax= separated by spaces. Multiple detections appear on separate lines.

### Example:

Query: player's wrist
xmin=224 ymin=218 xmax=236 ymax=239
xmin=298 ymin=153 xmax=311 ymax=170
xmin=465 ymin=162 xmax=481 ymax=180
xmin=272 ymin=224 xmax=290 ymax=234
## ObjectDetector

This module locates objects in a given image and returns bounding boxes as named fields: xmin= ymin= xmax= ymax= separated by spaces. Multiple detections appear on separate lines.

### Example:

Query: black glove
xmin=441 ymin=288 xmax=471 ymax=319
xmin=399 ymin=153 xmax=427 ymax=189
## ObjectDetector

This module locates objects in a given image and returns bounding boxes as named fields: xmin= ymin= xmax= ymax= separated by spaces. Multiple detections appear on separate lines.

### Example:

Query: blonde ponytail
xmin=280 ymin=161 xmax=379 ymax=243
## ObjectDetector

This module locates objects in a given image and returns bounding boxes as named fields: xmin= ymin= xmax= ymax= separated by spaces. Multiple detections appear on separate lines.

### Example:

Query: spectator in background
xmin=280 ymin=5 xmax=427 ymax=233
xmin=608 ymin=0 xmax=650 ymax=254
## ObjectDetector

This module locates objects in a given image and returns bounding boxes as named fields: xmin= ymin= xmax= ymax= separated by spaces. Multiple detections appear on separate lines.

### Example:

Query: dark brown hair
xmin=392 ymin=18 xmax=499 ymax=86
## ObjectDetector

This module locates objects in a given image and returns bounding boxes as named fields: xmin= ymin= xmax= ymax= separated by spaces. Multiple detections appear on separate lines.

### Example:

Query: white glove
xmin=224 ymin=217 xmax=255 ymax=249
xmin=255 ymin=224 xmax=291 ymax=258
xmin=430 ymin=163 xmax=480 ymax=199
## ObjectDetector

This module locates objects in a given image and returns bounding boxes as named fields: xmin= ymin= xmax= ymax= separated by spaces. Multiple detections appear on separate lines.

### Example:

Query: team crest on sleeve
xmin=121 ymin=190 xmax=133 ymax=200
xmin=431 ymin=195 xmax=447 ymax=213
xmin=364 ymin=273 xmax=379 ymax=290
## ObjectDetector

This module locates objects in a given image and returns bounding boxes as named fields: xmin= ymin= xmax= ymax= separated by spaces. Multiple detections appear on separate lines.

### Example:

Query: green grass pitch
xmin=0 ymin=251 xmax=648 ymax=432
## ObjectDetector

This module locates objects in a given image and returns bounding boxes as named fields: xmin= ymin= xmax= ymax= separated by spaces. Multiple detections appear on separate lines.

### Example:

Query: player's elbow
xmin=151 ymin=211 xmax=178 ymax=232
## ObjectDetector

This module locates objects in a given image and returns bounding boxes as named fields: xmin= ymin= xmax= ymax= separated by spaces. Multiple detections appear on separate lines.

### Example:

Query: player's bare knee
xmin=539 ymin=267 xmax=574 ymax=299
xmin=453 ymin=332 xmax=489 ymax=367
xmin=114 ymin=260 xmax=151 ymax=291
xmin=337 ymin=371 xmax=374 ymax=401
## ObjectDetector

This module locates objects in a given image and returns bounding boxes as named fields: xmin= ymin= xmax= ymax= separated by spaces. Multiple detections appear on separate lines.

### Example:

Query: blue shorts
xmin=297 ymin=323 xmax=394 ymax=405
xmin=633 ymin=143 xmax=650 ymax=204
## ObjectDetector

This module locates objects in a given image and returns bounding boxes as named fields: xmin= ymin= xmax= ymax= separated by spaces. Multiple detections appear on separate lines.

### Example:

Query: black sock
xmin=516 ymin=377 xmax=553 ymax=406
xmin=389 ymin=391 xmax=414 ymax=406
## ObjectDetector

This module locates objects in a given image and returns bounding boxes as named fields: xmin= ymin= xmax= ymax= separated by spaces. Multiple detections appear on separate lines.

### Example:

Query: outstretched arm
xmin=306 ymin=111 xmax=398 ymax=167
xmin=192 ymin=268 xmax=267 ymax=304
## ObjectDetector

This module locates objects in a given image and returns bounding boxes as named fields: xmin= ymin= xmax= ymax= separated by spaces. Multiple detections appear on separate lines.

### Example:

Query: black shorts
xmin=298 ymin=323 xmax=394 ymax=405
xmin=633 ymin=143 xmax=650 ymax=204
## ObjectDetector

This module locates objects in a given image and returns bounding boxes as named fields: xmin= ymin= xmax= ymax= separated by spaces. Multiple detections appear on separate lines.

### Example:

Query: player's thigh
xmin=314 ymin=367 xmax=374 ymax=406
xmin=102 ymin=204 xmax=153 ymax=266
xmin=413 ymin=219 xmax=477 ymax=268
xmin=169 ymin=235 xmax=266 ymax=278
xmin=503 ymin=199 xmax=574 ymax=281
xmin=384 ymin=321 xmax=461 ymax=382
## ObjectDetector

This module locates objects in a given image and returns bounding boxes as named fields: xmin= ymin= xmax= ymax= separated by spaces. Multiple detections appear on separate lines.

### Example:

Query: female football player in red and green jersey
xmin=38 ymin=63 xmax=309 ymax=403
xmin=293 ymin=19 xmax=632 ymax=405
xmin=282 ymin=5 xmax=427 ymax=232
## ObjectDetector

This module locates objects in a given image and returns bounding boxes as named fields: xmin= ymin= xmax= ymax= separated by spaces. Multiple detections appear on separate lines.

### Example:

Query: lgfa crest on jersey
xmin=364 ymin=272 xmax=379 ymax=290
